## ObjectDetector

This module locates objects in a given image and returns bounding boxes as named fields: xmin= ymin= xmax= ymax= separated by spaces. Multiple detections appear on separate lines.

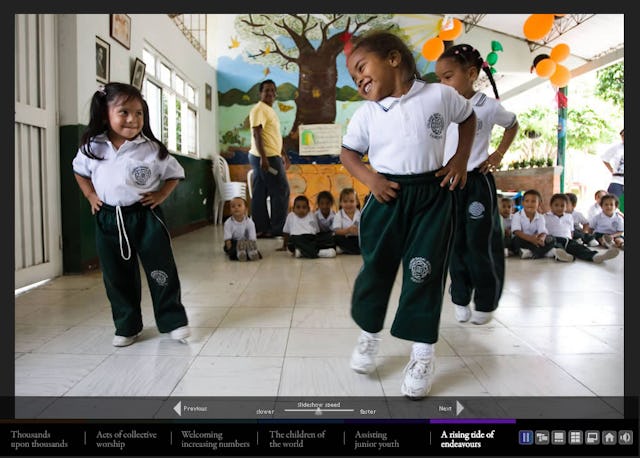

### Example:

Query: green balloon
xmin=486 ymin=52 xmax=498 ymax=66
xmin=491 ymin=40 xmax=504 ymax=52
xmin=490 ymin=67 xmax=497 ymax=74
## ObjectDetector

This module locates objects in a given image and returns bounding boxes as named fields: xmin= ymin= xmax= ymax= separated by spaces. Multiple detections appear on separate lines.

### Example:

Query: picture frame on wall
xmin=205 ymin=83 xmax=212 ymax=111
xmin=131 ymin=58 xmax=146 ymax=91
xmin=95 ymin=36 xmax=110 ymax=84
xmin=110 ymin=14 xmax=131 ymax=49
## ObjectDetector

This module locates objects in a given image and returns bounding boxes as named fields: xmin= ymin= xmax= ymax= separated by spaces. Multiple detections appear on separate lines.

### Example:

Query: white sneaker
xmin=520 ymin=248 xmax=533 ymax=259
xmin=294 ymin=248 xmax=302 ymax=258
xmin=602 ymin=234 xmax=614 ymax=248
xmin=400 ymin=346 xmax=435 ymax=399
xmin=170 ymin=326 xmax=190 ymax=342
xmin=504 ymin=248 xmax=510 ymax=257
xmin=246 ymin=240 xmax=260 ymax=260
xmin=593 ymin=247 xmax=620 ymax=264
xmin=112 ymin=332 xmax=140 ymax=347
xmin=318 ymin=248 xmax=337 ymax=258
xmin=454 ymin=305 xmax=471 ymax=323
xmin=554 ymin=248 xmax=574 ymax=262
xmin=471 ymin=310 xmax=493 ymax=325
xmin=335 ymin=246 xmax=344 ymax=255
xmin=544 ymin=248 xmax=556 ymax=258
xmin=588 ymin=239 xmax=600 ymax=247
xmin=350 ymin=332 xmax=381 ymax=374
xmin=236 ymin=240 xmax=248 ymax=261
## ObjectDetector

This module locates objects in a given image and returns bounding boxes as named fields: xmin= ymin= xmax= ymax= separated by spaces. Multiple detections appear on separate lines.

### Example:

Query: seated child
xmin=545 ymin=193 xmax=619 ymax=264
xmin=332 ymin=187 xmax=361 ymax=255
xmin=282 ymin=195 xmax=336 ymax=258
xmin=223 ymin=196 xmax=260 ymax=261
xmin=315 ymin=190 xmax=337 ymax=244
xmin=499 ymin=197 xmax=514 ymax=256
xmin=564 ymin=192 xmax=598 ymax=247
xmin=589 ymin=193 xmax=625 ymax=249
xmin=511 ymin=189 xmax=570 ymax=261
xmin=587 ymin=189 xmax=607 ymax=221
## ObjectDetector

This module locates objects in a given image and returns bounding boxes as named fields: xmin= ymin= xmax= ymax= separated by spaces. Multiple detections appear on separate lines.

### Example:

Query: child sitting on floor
xmin=223 ymin=196 xmax=260 ymax=261
xmin=544 ymin=193 xmax=619 ymax=264
xmin=282 ymin=195 xmax=336 ymax=258
xmin=511 ymin=189 xmax=571 ymax=261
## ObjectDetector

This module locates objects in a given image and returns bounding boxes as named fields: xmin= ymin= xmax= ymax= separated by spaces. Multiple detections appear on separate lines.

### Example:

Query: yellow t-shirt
xmin=249 ymin=101 xmax=283 ymax=158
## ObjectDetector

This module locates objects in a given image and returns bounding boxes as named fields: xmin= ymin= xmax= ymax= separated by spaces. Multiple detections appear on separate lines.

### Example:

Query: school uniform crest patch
xmin=150 ymin=270 xmax=168 ymax=286
xmin=132 ymin=166 xmax=152 ymax=186
xmin=409 ymin=257 xmax=431 ymax=283
xmin=428 ymin=113 xmax=445 ymax=138
xmin=468 ymin=201 xmax=485 ymax=219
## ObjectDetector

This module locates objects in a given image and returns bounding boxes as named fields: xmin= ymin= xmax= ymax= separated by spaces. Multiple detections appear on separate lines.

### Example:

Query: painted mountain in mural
xmin=219 ymin=83 xmax=361 ymax=106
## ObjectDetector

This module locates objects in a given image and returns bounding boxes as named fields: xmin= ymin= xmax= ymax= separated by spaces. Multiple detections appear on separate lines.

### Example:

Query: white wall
xmin=57 ymin=14 xmax=218 ymax=159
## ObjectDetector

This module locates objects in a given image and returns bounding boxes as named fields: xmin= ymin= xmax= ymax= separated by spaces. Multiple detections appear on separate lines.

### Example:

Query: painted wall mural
xmin=216 ymin=14 xmax=442 ymax=165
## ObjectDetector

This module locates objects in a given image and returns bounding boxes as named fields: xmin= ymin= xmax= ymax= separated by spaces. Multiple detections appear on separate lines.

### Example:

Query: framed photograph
xmin=110 ymin=14 xmax=131 ymax=49
xmin=205 ymin=83 xmax=212 ymax=111
xmin=95 ymin=37 xmax=110 ymax=84
xmin=131 ymin=58 xmax=146 ymax=91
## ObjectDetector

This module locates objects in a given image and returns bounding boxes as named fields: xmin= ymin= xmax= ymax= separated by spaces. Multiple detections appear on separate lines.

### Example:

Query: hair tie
xmin=97 ymin=85 xmax=106 ymax=95
xmin=482 ymin=61 xmax=489 ymax=69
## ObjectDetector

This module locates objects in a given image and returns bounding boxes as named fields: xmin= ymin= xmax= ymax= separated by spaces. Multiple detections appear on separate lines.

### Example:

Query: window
xmin=141 ymin=46 xmax=198 ymax=157
xmin=169 ymin=14 xmax=207 ymax=59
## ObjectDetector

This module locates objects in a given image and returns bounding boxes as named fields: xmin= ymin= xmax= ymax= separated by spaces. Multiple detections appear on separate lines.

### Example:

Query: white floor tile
xmin=279 ymin=357 xmax=384 ymax=396
xmin=170 ymin=356 xmax=282 ymax=396
xmin=13 ymin=224 xmax=625 ymax=400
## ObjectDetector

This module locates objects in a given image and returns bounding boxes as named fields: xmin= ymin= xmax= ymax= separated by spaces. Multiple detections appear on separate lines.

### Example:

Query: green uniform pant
xmin=352 ymin=171 xmax=454 ymax=343
xmin=95 ymin=203 xmax=189 ymax=337
xmin=448 ymin=170 xmax=504 ymax=312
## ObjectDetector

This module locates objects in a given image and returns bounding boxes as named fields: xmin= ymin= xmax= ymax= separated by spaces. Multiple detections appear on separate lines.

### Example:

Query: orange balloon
xmin=439 ymin=18 xmax=463 ymax=41
xmin=550 ymin=64 xmax=571 ymax=87
xmin=422 ymin=37 xmax=444 ymax=61
xmin=535 ymin=58 xmax=557 ymax=78
xmin=550 ymin=43 xmax=570 ymax=62
xmin=523 ymin=14 xmax=554 ymax=41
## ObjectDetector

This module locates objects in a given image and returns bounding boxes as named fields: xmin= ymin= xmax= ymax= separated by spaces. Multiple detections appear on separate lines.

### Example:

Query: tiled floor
xmin=15 ymin=224 xmax=624 ymax=399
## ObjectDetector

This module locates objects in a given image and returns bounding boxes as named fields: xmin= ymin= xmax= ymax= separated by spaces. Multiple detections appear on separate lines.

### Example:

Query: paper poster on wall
xmin=298 ymin=124 xmax=342 ymax=156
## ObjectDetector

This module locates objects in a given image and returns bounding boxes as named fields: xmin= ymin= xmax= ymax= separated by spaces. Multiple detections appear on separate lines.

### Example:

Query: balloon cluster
xmin=421 ymin=16 xmax=463 ymax=61
xmin=485 ymin=41 xmax=503 ymax=74
xmin=523 ymin=14 xmax=572 ymax=88
xmin=531 ymin=43 xmax=572 ymax=88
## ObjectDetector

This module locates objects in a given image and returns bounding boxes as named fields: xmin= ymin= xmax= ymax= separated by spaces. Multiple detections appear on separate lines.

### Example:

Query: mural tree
xmin=235 ymin=14 xmax=397 ymax=152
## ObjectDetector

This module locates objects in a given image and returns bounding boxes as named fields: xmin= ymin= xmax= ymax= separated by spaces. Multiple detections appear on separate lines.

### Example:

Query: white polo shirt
xmin=589 ymin=212 xmax=624 ymax=234
xmin=332 ymin=208 xmax=361 ymax=235
xmin=283 ymin=212 xmax=319 ymax=236
xmin=511 ymin=209 xmax=547 ymax=236
xmin=569 ymin=210 xmax=589 ymax=230
xmin=544 ymin=212 xmax=574 ymax=239
xmin=315 ymin=209 xmax=335 ymax=232
xmin=342 ymin=79 xmax=473 ymax=174
xmin=223 ymin=215 xmax=257 ymax=241
xmin=600 ymin=141 xmax=624 ymax=185
xmin=72 ymin=133 xmax=185 ymax=207
xmin=443 ymin=92 xmax=518 ymax=170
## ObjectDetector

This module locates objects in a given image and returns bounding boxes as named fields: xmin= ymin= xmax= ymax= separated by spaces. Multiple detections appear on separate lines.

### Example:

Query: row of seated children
xmin=500 ymin=189 xmax=621 ymax=263
xmin=282 ymin=188 xmax=362 ymax=258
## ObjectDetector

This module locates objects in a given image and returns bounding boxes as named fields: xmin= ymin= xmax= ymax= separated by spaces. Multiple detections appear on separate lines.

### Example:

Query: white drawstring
xmin=115 ymin=206 xmax=132 ymax=260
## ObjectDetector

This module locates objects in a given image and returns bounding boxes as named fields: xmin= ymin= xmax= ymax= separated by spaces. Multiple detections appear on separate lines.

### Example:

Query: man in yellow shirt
xmin=248 ymin=79 xmax=291 ymax=237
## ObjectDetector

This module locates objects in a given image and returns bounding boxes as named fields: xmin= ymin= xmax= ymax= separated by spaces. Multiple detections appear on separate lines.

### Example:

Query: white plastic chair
xmin=212 ymin=155 xmax=246 ymax=224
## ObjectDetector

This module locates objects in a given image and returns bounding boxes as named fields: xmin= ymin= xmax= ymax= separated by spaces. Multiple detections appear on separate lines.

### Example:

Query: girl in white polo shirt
xmin=340 ymin=31 xmax=476 ymax=399
xmin=436 ymin=44 xmax=519 ymax=326
xmin=73 ymin=82 xmax=190 ymax=347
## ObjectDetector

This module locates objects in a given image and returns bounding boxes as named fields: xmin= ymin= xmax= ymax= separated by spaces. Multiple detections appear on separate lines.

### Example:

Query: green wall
xmin=59 ymin=125 xmax=215 ymax=274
